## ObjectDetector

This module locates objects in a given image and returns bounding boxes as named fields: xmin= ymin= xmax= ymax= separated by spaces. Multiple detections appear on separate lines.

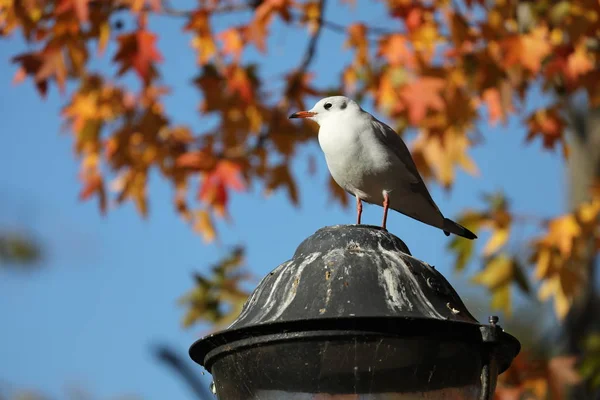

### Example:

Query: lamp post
xmin=189 ymin=225 xmax=520 ymax=399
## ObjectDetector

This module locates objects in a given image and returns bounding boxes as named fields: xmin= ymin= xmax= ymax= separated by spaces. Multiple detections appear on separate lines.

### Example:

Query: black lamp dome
xmin=190 ymin=225 xmax=520 ymax=399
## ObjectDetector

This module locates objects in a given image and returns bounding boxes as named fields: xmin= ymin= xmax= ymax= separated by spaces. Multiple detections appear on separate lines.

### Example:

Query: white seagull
xmin=289 ymin=95 xmax=477 ymax=240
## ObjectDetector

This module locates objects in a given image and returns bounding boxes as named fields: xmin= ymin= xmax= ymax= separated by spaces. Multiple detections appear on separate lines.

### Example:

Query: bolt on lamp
xmin=190 ymin=225 xmax=520 ymax=399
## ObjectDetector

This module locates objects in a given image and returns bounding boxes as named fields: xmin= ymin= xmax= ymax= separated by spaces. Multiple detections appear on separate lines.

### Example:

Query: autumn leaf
xmin=566 ymin=41 xmax=594 ymax=80
xmin=193 ymin=209 xmax=216 ymax=243
xmin=378 ymin=34 xmax=415 ymax=68
xmin=345 ymin=23 xmax=368 ymax=67
xmin=398 ymin=77 xmax=446 ymax=125
xmin=218 ymin=27 xmax=245 ymax=61
xmin=472 ymin=254 xmax=528 ymax=316
xmin=113 ymin=29 xmax=163 ymax=84
xmin=55 ymin=0 xmax=90 ymax=23
xmin=526 ymin=106 xmax=567 ymax=156
xmin=175 ymin=150 xmax=217 ymax=171
xmin=264 ymin=164 xmax=299 ymax=204
xmin=179 ymin=247 xmax=249 ymax=329
xmin=12 ymin=47 xmax=67 ymax=95
xmin=410 ymin=128 xmax=478 ymax=188
xmin=502 ymin=26 xmax=552 ymax=74
xmin=199 ymin=160 xmax=246 ymax=216
xmin=185 ymin=10 xmax=217 ymax=65
xmin=448 ymin=211 xmax=486 ymax=271
xmin=482 ymin=84 xmax=513 ymax=125
xmin=300 ymin=1 xmax=321 ymax=35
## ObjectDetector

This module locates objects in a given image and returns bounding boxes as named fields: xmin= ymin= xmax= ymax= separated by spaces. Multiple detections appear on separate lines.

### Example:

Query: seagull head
xmin=289 ymin=96 xmax=361 ymax=125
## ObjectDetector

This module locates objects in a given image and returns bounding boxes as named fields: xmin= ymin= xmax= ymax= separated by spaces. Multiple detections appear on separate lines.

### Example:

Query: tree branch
xmin=297 ymin=0 xmax=327 ymax=73
xmin=153 ymin=344 xmax=213 ymax=400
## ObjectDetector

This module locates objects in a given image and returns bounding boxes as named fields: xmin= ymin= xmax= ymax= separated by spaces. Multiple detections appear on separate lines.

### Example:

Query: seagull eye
xmin=324 ymin=103 xmax=332 ymax=110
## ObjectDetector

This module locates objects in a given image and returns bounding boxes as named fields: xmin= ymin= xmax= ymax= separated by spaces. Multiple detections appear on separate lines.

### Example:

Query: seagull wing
xmin=368 ymin=117 xmax=441 ymax=212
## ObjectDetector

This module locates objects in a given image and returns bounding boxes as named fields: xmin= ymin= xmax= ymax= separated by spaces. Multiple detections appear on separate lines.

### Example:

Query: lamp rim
xmin=190 ymin=316 xmax=520 ymax=372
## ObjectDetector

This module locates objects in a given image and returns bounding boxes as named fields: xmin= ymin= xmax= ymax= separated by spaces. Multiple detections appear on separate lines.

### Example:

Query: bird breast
xmin=318 ymin=121 xmax=395 ymax=201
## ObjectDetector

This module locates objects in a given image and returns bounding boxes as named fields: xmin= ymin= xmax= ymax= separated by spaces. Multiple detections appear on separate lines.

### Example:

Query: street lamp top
xmin=190 ymin=225 xmax=520 ymax=375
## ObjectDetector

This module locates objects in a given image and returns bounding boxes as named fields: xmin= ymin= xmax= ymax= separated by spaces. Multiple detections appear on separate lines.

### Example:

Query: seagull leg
xmin=356 ymin=197 xmax=363 ymax=225
xmin=382 ymin=191 xmax=390 ymax=230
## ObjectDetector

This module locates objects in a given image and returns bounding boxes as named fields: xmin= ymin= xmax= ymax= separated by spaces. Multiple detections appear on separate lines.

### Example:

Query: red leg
xmin=356 ymin=197 xmax=363 ymax=225
xmin=382 ymin=191 xmax=390 ymax=230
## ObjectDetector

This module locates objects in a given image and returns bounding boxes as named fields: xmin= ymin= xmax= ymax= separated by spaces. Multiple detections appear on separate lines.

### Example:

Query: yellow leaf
xmin=471 ymin=254 xmax=514 ymax=289
xmin=538 ymin=275 xmax=558 ymax=301
xmin=194 ymin=210 xmax=216 ymax=243
xmin=483 ymin=226 xmax=510 ymax=256
xmin=97 ymin=22 xmax=110 ymax=55
xmin=534 ymin=246 xmax=553 ymax=279
xmin=490 ymin=284 xmax=511 ymax=316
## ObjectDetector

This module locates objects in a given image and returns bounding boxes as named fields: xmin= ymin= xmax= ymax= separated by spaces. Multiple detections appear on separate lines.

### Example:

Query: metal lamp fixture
xmin=189 ymin=225 xmax=520 ymax=399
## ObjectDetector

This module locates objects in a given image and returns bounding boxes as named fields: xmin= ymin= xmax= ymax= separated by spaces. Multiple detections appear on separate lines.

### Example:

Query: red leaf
xmin=114 ymin=29 xmax=163 ymax=84
xmin=198 ymin=161 xmax=245 ymax=214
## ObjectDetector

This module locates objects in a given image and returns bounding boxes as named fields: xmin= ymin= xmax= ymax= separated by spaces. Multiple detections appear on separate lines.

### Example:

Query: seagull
xmin=289 ymin=96 xmax=477 ymax=240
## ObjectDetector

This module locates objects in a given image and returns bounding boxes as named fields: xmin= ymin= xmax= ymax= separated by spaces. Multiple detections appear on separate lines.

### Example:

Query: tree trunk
xmin=563 ymin=96 xmax=600 ymax=398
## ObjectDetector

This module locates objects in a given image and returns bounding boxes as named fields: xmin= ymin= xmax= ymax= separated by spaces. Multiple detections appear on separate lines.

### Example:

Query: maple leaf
xmin=566 ymin=42 xmax=594 ymax=80
xmin=526 ymin=106 xmax=567 ymax=156
xmin=265 ymin=164 xmax=298 ymax=205
xmin=378 ymin=34 xmax=415 ymax=68
xmin=185 ymin=10 xmax=217 ymax=65
xmin=175 ymin=150 xmax=218 ymax=171
xmin=12 ymin=47 xmax=67 ymax=96
xmin=179 ymin=247 xmax=249 ymax=329
xmin=193 ymin=209 xmax=216 ymax=243
xmin=398 ymin=77 xmax=446 ymax=125
xmin=254 ymin=0 xmax=292 ymax=26
xmin=482 ymin=83 xmax=513 ymax=125
xmin=126 ymin=0 xmax=161 ymax=13
xmin=410 ymin=128 xmax=478 ymax=188
xmin=224 ymin=64 xmax=256 ymax=103
xmin=113 ymin=29 xmax=163 ymax=84
xmin=301 ymin=1 xmax=321 ymax=35
xmin=448 ymin=211 xmax=486 ymax=271
xmin=217 ymin=27 xmax=245 ymax=61
xmin=345 ymin=23 xmax=369 ymax=67
xmin=198 ymin=160 xmax=246 ymax=216
xmin=502 ymin=26 xmax=552 ymax=73
xmin=55 ymin=0 xmax=90 ymax=23
xmin=284 ymin=71 xmax=320 ymax=112
xmin=472 ymin=254 xmax=528 ymax=316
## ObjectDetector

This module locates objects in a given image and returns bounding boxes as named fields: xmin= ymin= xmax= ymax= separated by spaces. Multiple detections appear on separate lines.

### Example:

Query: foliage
xmin=0 ymin=231 xmax=42 ymax=266
xmin=3 ymin=0 xmax=600 ymax=398
xmin=179 ymin=246 xmax=250 ymax=329
xmin=580 ymin=333 xmax=600 ymax=389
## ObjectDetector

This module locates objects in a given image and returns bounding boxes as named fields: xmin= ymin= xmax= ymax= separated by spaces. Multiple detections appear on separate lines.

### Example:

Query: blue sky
xmin=0 ymin=2 xmax=564 ymax=399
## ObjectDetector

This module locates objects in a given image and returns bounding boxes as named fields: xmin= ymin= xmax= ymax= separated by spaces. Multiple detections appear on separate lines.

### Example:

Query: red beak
xmin=289 ymin=111 xmax=317 ymax=119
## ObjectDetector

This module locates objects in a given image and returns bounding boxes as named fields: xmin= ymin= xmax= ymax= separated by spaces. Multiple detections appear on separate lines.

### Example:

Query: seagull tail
xmin=443 ymin=218 xmax=477 ymax=240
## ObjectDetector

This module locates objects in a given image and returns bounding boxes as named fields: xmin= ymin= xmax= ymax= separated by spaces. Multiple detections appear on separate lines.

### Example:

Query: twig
xmin=153 ymin=344 xmax=213 ymax=400
xmin=297 ymin=0 xmax=327 ymax=73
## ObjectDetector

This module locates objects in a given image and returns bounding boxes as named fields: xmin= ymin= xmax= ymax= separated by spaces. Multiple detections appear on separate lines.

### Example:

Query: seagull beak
xmin=289 ymin=111 xmax=317 ymax=119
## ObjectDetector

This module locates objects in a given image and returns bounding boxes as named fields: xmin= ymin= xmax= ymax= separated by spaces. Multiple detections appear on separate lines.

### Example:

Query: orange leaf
xmin=198 ymin=161 xmax=246 ymax=214
xmin=566 ymin=42 xmax=594 ymax=80
xmin=345 ymin=23 xmax=368 ymax=66
xmin=218 ymin=27 xmax=245 ymax=61
xmin=175 ymin=151 xmax=217 ymax=171
xmin=186 ymin=10 xmax=217 ymax=65
xmin=12 ymin=48 xmax=67 ymax=95
xmin=399 ymin=77 xmax=446 ymax=125
xmin=55 ymin=0 xmax=90 ymax=23
xmin=114 ymin=29 xmax=163 ymax=84
xmin=502 ymin=26 xmax=551 ymax=73
xmin=378 ymin=34 xmax=415 ymax=68
xmin=526 ymin=107 xmax=567 ymax=155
